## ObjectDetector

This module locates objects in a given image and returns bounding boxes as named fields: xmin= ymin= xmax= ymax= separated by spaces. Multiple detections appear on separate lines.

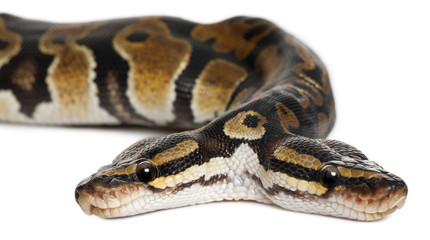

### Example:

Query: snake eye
xmin=136 ymin=161 xmax=158 ymax=182
xmin=319 ymin=165 xmax=340 ymax=188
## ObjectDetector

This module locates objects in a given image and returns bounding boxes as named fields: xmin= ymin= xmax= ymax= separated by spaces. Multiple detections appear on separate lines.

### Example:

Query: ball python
xmin=0 ymin=14 xmax=407 ymax=221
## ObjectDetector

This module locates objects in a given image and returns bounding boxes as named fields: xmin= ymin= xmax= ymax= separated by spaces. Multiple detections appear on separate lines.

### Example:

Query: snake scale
xmin=0 ymin=14 xmax=407 ymax=221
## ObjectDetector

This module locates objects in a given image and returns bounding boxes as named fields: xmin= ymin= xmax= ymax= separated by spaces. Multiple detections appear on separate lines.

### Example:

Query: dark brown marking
xmin=173 ymin=174 xmax=229 ymax=193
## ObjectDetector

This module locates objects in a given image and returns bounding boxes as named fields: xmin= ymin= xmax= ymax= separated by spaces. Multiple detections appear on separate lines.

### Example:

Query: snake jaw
xmin=76 ymin=183 xmax=154 ymax=217
xmin=326 ymin=173 xmax=408 ymax=221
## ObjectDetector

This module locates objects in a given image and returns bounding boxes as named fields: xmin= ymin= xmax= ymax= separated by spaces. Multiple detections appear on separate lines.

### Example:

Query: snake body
xmin=0 ymin=14 xmax=407 ymax=221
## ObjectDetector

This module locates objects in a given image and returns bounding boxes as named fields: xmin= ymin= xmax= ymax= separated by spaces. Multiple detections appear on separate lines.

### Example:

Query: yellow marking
xmin=275 ymin=102 xmax=300 ymax=133
xmin=191 ymin=18 xmax=275 ymax=59
xmin=286 ymin=174 xmax=297 ymax=187
xmin=35 ymin=22 xmax=117 ymax=124
xmin=191 ymin=59 xmax=247 ymax=123
xmin=297 ymin=180 xmax=309 ymax=191
xmin=275 ymin=172 xmax=327 ymax=196
xmin=0 ymin=17 xmax=22 ymax=69
xmin=113 ymin=18 xmax=191 ymax=125
xmin=163 ymin=176 xmax=175 ymax=187
xmin=274 ymin=146 xmax=322 ymax=170
xmin=151 ymin=180 xmax=167 ymax=189
xmin=223 ymin=111 xmax=267 ymax=140
xmin=151 ymin=140 xmax=199 ymax=166
xmin=97 ymin=164 xmax=137 ymax=177
xmin=173 ymin=174 xmax=184 ymax=185
xmin=11 ymin=58 xmax=37 ymax=91
xmin=337 ymin=166 xmax=383 ymax=179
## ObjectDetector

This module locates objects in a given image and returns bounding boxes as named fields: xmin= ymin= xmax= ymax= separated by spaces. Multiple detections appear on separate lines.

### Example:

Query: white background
xmin=0 ymin=0 xmax=428 ymax=239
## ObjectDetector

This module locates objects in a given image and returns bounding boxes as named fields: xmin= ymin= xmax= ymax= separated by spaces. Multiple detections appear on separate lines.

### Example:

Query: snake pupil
xmin=136 ymin=161 xmax=158 ymax=182
xmin=319 ymin=165 xmax=340 ymax=188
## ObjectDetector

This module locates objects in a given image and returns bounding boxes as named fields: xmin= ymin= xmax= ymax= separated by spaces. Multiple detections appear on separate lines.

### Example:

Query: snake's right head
xmin=268 ymin=138 xmax=408 ymax=221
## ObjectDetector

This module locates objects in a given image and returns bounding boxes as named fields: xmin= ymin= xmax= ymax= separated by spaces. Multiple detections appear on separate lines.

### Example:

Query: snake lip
xmin=75 ymin=182 xmax=151 ymax=218
xmin=332 ymin=180 xmax=408 ymax=221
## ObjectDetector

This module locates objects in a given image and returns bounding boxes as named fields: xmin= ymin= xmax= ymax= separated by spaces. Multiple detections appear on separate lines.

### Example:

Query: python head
xmin=75 ymin=135 xmax=407 ymax=221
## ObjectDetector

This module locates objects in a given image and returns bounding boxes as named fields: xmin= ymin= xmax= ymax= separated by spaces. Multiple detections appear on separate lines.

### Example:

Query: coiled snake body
xmin=0 ymin=14 xmax=407 ymax=221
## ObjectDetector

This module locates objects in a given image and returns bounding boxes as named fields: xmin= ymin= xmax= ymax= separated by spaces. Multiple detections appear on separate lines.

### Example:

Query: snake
xmin=0 ymin=14 xmax=407 ymax=221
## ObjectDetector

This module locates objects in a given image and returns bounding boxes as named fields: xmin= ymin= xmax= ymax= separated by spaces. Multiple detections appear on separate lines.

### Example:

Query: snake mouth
xmin=75 ymin=183 xmax=148 ymax=218
xmin=75 ymin=182 xmax=177 ymax=218
xmin=331 ymin=186 xmax=407 ymax=221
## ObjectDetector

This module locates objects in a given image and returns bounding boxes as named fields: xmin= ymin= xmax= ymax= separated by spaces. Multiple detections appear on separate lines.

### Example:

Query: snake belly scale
xmin=0 ymin=14 xmax=407 ymax=221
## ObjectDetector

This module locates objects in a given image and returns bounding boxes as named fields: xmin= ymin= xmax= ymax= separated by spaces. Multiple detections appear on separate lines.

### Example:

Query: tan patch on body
xmin=0 ymin=17 xmax=21 ymax=69
xmin=274 ymin=146 xmax=322 ymax=170
xmin=191 ymin=59 xmax=247 ymax=123
xmin=254 ymin=45 xmax=285 ymax=82
xmin=113 ymin=18 xmax=192 ymax=125
xmin=317 ymin=112 xmax=329 ymax=138
xmin=223 ymin=111 xmax=267 ymax=140
xmin=11 ymin=58 xmax=37 ymax=91
xmin=151 ymin=139 xmax=199 ymax=166
xmin=275 ymin=102 xmax=300 ymax=133
xmin=191 ymin=18 xmax=275 ymax=59
xmin=34 ymin=22 xmax=118 ymax=124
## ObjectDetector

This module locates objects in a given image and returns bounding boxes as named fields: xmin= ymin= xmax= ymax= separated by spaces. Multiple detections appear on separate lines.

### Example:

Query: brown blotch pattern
xmin=223 ymin=111 xmax=267 ymax=140
xmin=191 ymin=18 xmax=275 ymax=60
xmin=192 ymin=59 xmax=247 ymax=123
xmin=113 ymin=18 xmax=192 ymax=124
xmin=0 ymin=17 xmax=22 ymax=68
xmin=11 ymin=58 xmax=37 ymax=91
xmin=276 ymin=102 xmax=300 ymax=133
